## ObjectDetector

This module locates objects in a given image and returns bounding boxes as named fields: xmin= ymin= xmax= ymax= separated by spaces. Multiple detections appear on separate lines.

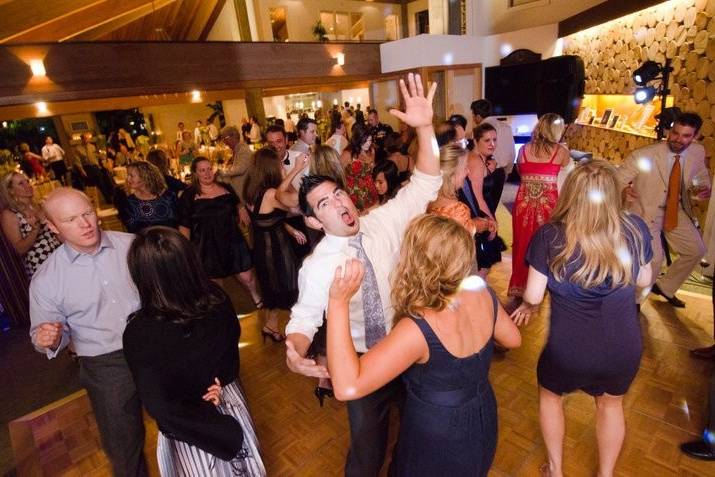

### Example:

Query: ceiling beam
xmin=0 ymin=0 xmax=177 ymax=44
xmin=64 ymin=0 xmax=177 ymax=41
xmin=0 ymin=0 xmax=100 ymax=43
xmin=199 ymin=0 xmax=227 ymax=41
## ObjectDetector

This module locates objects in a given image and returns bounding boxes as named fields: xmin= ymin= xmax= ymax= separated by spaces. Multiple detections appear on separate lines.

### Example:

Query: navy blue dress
xmin=527 ymin=215 xmax=653 ymax=396
xmin=390 ymin=288 xmax=499 ymax=477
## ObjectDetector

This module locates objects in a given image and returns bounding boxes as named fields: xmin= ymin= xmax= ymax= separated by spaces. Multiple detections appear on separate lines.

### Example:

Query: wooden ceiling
xmin=0 ymin=0 xmax=226 ymax=43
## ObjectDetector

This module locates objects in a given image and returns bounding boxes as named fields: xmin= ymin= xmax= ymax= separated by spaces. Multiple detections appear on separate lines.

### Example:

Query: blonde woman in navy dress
xmin=511 ymin=160 xmax=653 ymax=477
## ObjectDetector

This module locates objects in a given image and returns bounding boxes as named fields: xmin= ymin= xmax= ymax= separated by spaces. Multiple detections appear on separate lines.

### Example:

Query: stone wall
xmin=562 ymin=0 xmax=715 ymax=163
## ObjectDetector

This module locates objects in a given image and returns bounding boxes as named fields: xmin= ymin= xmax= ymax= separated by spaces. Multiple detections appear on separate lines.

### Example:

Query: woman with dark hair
xmin=371 ymin=160 xmax=401 ymax=205
xmin=123 ymin=226 xmax=265 ymax=476
xmin=340 ymin=123 xmax=378 ymax=211
xmin=383 ymin=131 xmax=412 ymax=182
xmin=178 ymin=156 xmax=262 ymax=308
xmin=147 ymin=148 xmax=186 ymax=195
xmin=462 ymin=123 xmax=506 ymax=278
xmin=117 ymin=161 xmax=178 ymax=233
xmin=243 ymin=147 xmax=303 ymax=342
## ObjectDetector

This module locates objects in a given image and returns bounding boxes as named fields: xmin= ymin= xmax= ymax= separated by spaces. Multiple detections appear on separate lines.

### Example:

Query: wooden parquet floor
xmin=3 ymin=201 xmax=715 ymax=475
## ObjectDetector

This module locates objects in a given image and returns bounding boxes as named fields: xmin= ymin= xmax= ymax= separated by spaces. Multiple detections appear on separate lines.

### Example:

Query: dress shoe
xmin=680 ymin=439 xmax=715 ymax=460
xmin=691 ymin=345 xmax=715 ymax=360
xmin=651 ymin=283 xmax=686 ymax=308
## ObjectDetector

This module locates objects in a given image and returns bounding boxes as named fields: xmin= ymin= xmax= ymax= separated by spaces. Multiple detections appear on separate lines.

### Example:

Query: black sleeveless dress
xmin=390 ymin=288 xmax=499 ymax=477
xmin=177 ymin=184 xmax=252 ymax=279
xmin=250 ymin=190 xmax=299 ymax=310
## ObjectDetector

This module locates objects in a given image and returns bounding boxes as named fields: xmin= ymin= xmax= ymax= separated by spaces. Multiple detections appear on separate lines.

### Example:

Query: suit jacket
xmin=616 ymin=141 xmax=709 ymax=229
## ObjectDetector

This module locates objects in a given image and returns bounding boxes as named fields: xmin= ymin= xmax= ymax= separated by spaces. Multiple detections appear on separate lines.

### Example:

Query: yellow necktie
xmin=664 ymin=154 xmax=681 ymax=232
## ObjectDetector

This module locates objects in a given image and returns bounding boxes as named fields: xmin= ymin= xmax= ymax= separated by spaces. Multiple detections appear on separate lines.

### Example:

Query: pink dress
xmin=508 ymin=145 xmax=561 ymax=297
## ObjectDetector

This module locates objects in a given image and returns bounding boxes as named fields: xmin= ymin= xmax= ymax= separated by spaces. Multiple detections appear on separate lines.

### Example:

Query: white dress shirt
xmin=286 ymin=169 xmax=442 ymax=352
xmin=483 ymin=117 xmax=516 ymax=171
xmin=290 ymin=139 xmax=311 ymax=155
xmin=42 ymin=144 xmax=65 ymax=163
xmin=282 ymin=150 xmax=305 ymax=191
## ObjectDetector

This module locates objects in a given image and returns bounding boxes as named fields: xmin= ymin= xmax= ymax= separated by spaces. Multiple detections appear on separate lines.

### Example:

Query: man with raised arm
xmin=284 ymin=73 xmax=441 ymax=477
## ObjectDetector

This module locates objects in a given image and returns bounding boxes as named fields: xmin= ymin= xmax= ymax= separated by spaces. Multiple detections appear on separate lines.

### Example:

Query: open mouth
xmin=340 ymin=210 xmax=356 ymax=227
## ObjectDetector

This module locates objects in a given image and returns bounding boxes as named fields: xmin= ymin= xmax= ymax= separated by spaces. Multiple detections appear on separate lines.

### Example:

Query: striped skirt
xmin=157 ymin=381 xmax=266 ymax=476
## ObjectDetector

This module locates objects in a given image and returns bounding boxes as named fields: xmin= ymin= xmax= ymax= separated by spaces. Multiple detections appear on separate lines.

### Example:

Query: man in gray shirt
xmin=30 ymin=187 xmax=147 ymax=477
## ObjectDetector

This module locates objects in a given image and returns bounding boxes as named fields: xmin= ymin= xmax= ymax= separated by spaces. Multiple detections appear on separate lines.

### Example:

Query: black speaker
xmin=485 ymin=55 xmax=585 ymax=123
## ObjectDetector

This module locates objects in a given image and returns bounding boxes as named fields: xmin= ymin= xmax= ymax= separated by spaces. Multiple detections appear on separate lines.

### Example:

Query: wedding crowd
xmin=2 ymin=71 xmax=714 ymax=476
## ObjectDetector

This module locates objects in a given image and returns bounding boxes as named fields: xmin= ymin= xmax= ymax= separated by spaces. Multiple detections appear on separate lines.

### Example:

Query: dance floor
xmin=1 ymin=203 xmax=714 ymax=475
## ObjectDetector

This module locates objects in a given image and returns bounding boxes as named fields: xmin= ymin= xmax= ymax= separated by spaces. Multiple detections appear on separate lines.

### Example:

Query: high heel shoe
xmin=261 ymin=326 xmax=285 ymax=343
xmin=314 ymin=386 xmax=334 ymax=407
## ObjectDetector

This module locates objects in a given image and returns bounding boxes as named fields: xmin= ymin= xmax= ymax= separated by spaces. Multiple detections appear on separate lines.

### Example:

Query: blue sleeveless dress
xmin=390 ymin=288 xmax=499 ymax=477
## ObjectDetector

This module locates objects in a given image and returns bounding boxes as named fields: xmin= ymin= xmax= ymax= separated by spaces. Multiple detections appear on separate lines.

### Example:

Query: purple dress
xmin=527 ymin=215 xmax=653 ymax=396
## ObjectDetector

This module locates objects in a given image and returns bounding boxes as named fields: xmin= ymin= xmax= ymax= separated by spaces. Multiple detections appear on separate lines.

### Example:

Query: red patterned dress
xmin=344 ymin=158 xmax=378 ymax=212
xmin=508 ymin=145 xmax=561 ymax=297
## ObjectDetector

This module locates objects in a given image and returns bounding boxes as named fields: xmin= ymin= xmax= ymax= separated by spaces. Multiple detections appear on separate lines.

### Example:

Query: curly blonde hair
xmin=126 ymin=161 xmax=167 ymax=196
xmin=391 ymin=214 xmax=475 ymax=321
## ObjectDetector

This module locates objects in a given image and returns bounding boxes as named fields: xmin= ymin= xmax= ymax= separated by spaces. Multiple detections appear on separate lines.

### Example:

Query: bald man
xmin=29 ymin=188 xmax=147 ymax=476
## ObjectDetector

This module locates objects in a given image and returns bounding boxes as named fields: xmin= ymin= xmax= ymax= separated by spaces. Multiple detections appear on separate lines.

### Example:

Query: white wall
xmin=380 ymin=24 xmax=559 ymax=73
xmin=469 ymin=0 xmax=605 ymax=36
xmin=252 ymin=0 xmax=401 ymax=41
xmin=262 ymin=95 xmax=288 ymax=120
xmin=222 ymin=99 xmax=249 ymax=128
xmin=140 ymin=103 xmax=218 ymax=143
xmin=340 ymin=88 xmax=370 ymax=109
xmin=206 ymin=0 xmax=242 ymax=41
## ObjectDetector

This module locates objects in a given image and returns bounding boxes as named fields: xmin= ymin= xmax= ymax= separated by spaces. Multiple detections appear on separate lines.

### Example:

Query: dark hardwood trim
xmin=558 ymin=0 xmax=665 ymax=37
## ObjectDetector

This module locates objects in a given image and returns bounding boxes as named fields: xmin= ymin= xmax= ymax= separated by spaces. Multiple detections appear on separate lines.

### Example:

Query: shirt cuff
xmin=284 ymin=319 xmax=318 ymax=343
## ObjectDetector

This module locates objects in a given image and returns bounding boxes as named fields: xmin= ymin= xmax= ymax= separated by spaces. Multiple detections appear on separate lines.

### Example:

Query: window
xmin=416 ymin=10 xmax=429 ymax=35
xmin=269 ymin=7 xmax=288 ymax=42
xmin=320 ymin=11 xmax=364 ymax=40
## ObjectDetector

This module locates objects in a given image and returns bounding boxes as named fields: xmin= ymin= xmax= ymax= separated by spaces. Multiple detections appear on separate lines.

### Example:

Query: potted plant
xmin=312 ymin=20 xmax=328 ymax=42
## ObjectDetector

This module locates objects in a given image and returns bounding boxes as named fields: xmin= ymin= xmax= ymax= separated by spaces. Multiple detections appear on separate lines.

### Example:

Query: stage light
xmin=634 ymin=86 xmax=656 ymax=104
xmin=633 ymin=60 xmax=661 ymax=86
xmin=655 ymin=106 xmax=682 ymax=130
xmin=29 ymin=59 xmax=46 ymax=77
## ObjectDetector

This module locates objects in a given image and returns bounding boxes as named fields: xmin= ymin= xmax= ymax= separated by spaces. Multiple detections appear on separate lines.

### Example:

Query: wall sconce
xmin=29 ymin=59 xmax=46 ymax=77
xmin=191 ymin=90 xmax=202 ymax=103
xmin=317 ymin=100 xmax=323 ymax=108
xmin=35 ymin=101 xmax=48 ymax=114
xmin=336 ymin=53 xmax=345 ymax=66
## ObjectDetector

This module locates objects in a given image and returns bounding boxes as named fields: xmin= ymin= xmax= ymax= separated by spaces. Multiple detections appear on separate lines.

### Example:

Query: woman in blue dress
xmin=511 ymin=159 xmax=653 ymax=477
xmin=326 ymin=214 xmax=521 ymax=476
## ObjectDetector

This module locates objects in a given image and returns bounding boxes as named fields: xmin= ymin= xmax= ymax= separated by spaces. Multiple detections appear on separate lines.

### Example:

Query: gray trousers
xmin=79 ymin=349 xmax=148 ymax=477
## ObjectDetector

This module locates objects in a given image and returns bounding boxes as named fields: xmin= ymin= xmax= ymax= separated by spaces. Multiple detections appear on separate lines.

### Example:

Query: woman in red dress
xmin=507 ymin=113 xmax=570 ymax=307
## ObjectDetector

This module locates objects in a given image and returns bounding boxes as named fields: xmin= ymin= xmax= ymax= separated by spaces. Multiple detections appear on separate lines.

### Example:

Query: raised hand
xmin=329 ymin=259 xmax=364 ymax=303
xmin=389 ymin=73 xmax=437 ymax=129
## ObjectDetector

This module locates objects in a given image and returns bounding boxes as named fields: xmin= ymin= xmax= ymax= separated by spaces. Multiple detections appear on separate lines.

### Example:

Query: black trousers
xmin=48 ymin=161 xmax=68 ymax=185
xmin=79 ymin=349 xmax=148 ymax=477
xmin=345 ymin=377 xmax=404 ymax=477
xmin=83 ymin=164 xmax=115 ymax=204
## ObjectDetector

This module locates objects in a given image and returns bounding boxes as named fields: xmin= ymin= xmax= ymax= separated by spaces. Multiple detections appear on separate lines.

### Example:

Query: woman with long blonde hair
xmin=507 ymin=113 xmax=571 ymax=308
xmin=511 ymin=159 xmax=652 ymax=477
xmin=326 ymin=214 xmax=521 ymax=476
